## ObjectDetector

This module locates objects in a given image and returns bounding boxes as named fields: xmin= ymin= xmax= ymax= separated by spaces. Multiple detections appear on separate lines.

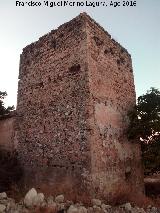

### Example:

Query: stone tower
xmin=16 ymin=13 xmax=143 ymax=201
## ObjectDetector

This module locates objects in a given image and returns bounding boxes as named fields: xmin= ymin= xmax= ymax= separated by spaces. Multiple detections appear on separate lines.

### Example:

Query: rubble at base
xmin=0 ymin=189 xmax=159 ymax=213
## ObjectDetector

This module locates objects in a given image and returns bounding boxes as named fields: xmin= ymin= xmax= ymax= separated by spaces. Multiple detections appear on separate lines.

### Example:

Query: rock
xmin=67 ymin=205 xmax=78 ymax=213
xmin=139 ymin=208 xmax=146 ymax=213
xmin=24 ymin=188 xmax=37 ymax=207
xmin=130 ymin=207 xmax=144 ymax=213
xmin=33 ymin=193 xmax=45 ymax=206
xmin=75 ymin=203 xmax=83 ymax=208
xmin=57 ymin=203 xmax=65 ymax=211
xmin=0 ymin=192 xmax=7 ymax=200
xmin=49 ymin=202 xmax=57 ymax=209
xmin=11 ymin=211 xmax=21 ymax=213
xmin=87 ymin=207 xmax=94 ymax=213
xmin=14 ymin=208 xmax=29 ymax=213
xmin=101 ymin=204 xmax=112 ymax=210
xmin=47 ymin=196 xmax=54 ymax=205
xmin=92 ymin=199 xmax=102 ymax=207
xmin=147 ymin=205 xmax=152 ymax=209
xmin=150 ymin=207 xmax=158 ymax=213
xmin=101 ymin=209 xmax=108 ymax=213
xmin=47 ymin=201 xmax=57 ymax=211
xmin=6 ymin=199 xmax=16 ymax=211
xmin=65 ymin=200 xmax=74 ymax=209
xmin=0 ymin=204 xmax=6 ymax=212
xmin=78 ymin=206 xmax=87 ymax=213
xmin=121 ymin=203 xmax=132 ymax=211
xmin=93 ymin=205 xmax=102 ymax=213
xmin=55 ymin=194 xmax=65 ymax=203
xmin=0 ymin=199 xmax=8 ymax=205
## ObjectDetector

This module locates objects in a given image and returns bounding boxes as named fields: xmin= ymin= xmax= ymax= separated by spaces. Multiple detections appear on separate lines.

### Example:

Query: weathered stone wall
xmin=16 ymin=13 xmax=143 ymax=201
xmin=85 ymin=15 xmax=144 ymax=200
xmin=16 ymin=14 xmax=92 ymax=198
xmin=0 ymin=116 xmax=15 ymax=151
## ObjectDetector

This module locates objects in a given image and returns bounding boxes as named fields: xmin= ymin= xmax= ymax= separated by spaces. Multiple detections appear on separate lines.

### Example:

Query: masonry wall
xmin=16 ymin=13 xmax=143 ymax=201
xmin=85 ymin=16 xmax=144 ymax=200
xmin=16 ymin=14 xmax=93 ymax=199
xmin=0 ymin=116 xmax=15 ymax=151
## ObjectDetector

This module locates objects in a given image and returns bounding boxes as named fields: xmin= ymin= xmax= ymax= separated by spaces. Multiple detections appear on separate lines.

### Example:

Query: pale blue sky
xmin=0 ymin=0 xmax=159 ymax=107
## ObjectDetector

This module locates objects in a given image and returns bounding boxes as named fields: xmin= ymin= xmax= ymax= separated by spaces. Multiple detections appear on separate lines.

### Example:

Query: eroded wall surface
xmin=86 ymin=16 xmax=144 ymax=200
xmin=0 ymin=117 xmax=15 ymax=151
xmin=16 ymin=14 xmax=92 ymax=198
xmin=16 ymin=13 xmax=143 ymax=201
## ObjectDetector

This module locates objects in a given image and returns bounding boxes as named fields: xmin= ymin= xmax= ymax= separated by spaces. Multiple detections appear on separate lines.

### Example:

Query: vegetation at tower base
xmin=0 ymin=90 xmax=22 ymax=193
xmin=0 ymin=91 xmax=14 ymax=118
xmin=0 ymin=149 xmax=23 ymax=193
xmin=127 ymin=87 xmax=160 ymax=175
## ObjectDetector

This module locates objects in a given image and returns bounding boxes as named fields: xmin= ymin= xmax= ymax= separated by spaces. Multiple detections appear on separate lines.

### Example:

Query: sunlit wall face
xmin=0 ymin=0 xmax=160 ymax=107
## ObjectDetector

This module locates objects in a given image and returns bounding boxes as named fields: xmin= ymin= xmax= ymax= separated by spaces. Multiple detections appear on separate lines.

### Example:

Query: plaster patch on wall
xmin=94 ymin=102 xmax=122 ymax=134
xmin=113 ymin=139 xmax=125 ymax=160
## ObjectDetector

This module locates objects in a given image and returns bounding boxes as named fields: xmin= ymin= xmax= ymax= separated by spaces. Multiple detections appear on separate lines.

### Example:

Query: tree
xmin=0 ymin=91 xmax=14 ymax=117
xmin=127 ymin=87 xmax=160 ymax=175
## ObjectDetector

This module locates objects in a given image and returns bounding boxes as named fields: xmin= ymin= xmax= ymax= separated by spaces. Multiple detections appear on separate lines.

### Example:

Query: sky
xmin=0 ymin=0 xmax=160 ymax=107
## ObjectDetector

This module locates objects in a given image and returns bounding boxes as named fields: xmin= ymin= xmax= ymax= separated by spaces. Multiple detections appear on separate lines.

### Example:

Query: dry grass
xmin=39 ymin=179 xmax=91 ymax=206
xmin=107 ymin=184 xmax=154 ymax=209
xmin=32 ymin=206 xmax=58 ymax=213
xmin=129 ymin=193 xmax=153 ymax=208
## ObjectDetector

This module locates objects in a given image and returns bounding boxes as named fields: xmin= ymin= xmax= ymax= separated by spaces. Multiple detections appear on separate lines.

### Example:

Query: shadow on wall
xmin=0 ymin=115 xmax=16 ymax=151
xmin=0 ymin=149 xmax=23 ymax=194
xmin=0 ymin=114 xmax=24 ymax=199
